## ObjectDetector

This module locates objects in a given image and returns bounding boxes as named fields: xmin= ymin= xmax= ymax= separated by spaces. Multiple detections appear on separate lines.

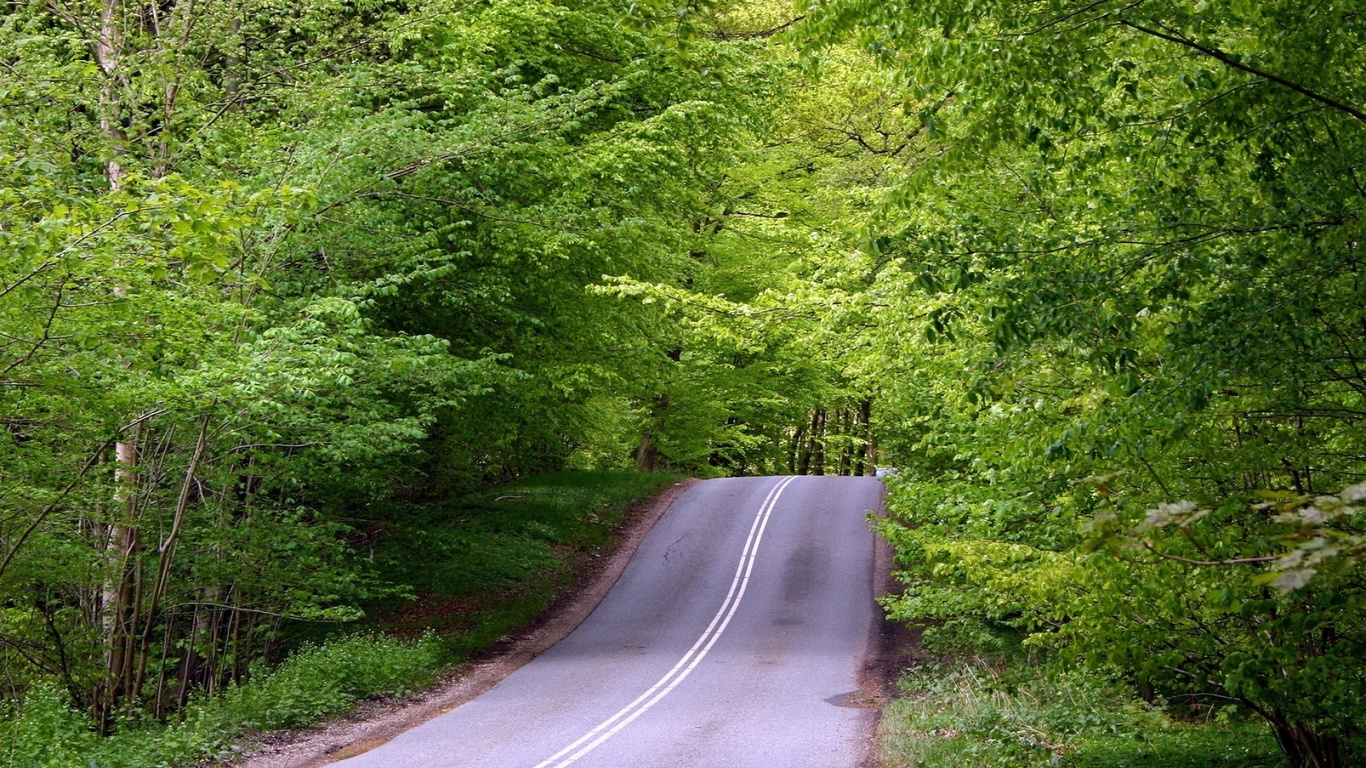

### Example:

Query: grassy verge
xmin=2 ymin=634 xmax=442 ymax=768
xmin=1 ymin=470 xmax=679 ymax=768
xmin=877 ymin=656 xmax=1286 ymax=768
xmin=361 ymin=469 xmax=683 ymax=662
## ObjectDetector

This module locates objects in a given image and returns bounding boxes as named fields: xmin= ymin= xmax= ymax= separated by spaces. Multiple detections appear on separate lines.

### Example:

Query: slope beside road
xmin=329 ymin=475 xmax=886 ymax=768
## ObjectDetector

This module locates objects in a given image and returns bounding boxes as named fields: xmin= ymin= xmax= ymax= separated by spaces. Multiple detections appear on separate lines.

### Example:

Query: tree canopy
xmin=794 ymin=1 xmax=1366 ymax=764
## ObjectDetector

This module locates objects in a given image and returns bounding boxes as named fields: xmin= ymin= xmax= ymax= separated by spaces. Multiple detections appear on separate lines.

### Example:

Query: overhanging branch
xmin=1120 ymin=19 xmax=1366 ymax=126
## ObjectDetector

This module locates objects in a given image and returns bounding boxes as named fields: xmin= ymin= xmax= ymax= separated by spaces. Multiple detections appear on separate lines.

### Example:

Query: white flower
xmin=1340 ymin=482 xmax=1366 ymax=503
xmin=1144 ymin=500 xmax=1197 ymax=528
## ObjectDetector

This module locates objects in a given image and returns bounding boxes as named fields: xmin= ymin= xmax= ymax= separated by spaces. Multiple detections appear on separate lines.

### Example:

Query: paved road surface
xmin=335 ymin=476 xmax=884 ymax=768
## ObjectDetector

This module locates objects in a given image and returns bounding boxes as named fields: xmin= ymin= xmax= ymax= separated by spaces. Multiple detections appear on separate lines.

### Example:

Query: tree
xmin=1 ymin=0 xmax=811 ymax=731
xmin=795 ymin=1 xmax=1366 ymax=764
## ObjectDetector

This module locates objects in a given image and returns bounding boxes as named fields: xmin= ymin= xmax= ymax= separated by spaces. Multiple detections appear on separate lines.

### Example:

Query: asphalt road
xmin=335 ymin=475 xmax=885 ymax=768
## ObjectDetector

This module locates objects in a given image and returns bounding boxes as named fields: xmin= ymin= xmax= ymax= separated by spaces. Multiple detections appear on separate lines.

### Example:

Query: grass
xmin=1 ymin=634 xmax=442 ymax=768
xmin=362 ymin=470 xmax=682 ymax=661
xmin=0 ymin=470 xmax=679 ymax=768
xmin=877 ymin=658 xmax=1287 ymax=768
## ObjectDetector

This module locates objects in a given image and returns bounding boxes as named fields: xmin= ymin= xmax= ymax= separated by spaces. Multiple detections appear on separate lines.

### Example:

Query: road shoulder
xmin=857 ymin=481 xmax=924 ymax=768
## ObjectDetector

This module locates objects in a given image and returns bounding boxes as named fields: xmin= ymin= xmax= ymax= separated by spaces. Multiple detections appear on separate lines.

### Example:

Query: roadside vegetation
xmin=360 ymin=470 xmax=681 ymax=661
xmin=879 ymin=654 xmax=1287 ymax=768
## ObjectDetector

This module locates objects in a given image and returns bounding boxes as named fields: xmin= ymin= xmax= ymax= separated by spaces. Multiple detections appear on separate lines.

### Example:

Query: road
xmin=334 ymin=475 xmax=885 ymax=768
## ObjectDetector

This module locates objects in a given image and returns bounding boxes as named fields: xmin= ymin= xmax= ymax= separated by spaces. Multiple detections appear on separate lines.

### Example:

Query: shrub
xmin=878 ymin=658 xmax=1286 ymax=768
xmin=0 ymin=632 xmax=439 ymax=768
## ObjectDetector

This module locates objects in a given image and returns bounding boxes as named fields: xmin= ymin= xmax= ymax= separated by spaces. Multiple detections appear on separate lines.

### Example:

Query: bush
xmin=0 ymin=632 xmax=439 ymax=768
xmin=0 ymin=684 xmax=101 ymax=768
xmin=878 ymin=658 xmax=1286 ymax=768
xmin=217 ymin=633 xmax=439 ymax=730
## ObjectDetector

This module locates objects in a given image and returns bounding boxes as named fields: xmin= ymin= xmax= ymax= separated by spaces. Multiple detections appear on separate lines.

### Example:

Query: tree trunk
xmin=175 ymin=586 xmax=222 ymax=710
xmin=798 ymin=409 xmax=827 ymax=476
xmin=795 ymin=414 xmax=813 ymax=475
xmin=1267 ymin=714 xmax=1341 ymax=768
xmin=809 ymin=409 xmax=826 ymax=476
xmin=91 ymin=0 xmax=142 ymax=727
xmin=152 ymin=612 xmax=176 ymax=718
xmin=97 ymin=424 xmax=141 ymax=729
xmin=636 ymin=390 xmax=670 ymax=473
xmin=224 ymin=20 xmax=242 ymax=101
xmin=635 ymin=431 xmax=659 ymax=473
xmin=636 ymin=349 xmax=680 ymax=472
xmin=836 ymin=408 xmax=854 ymax=476
xmin=95 ymin=0 xmax=127 ymax=191
xmin=859 ymin=398 xmax=875 ymax=476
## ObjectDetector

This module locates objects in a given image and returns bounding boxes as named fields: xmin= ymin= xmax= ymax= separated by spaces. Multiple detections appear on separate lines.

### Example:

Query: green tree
xmin=795 ymin=1 xmax=1366 ymax=765
xmin=1 ymin=0 xmax=792 ymax=731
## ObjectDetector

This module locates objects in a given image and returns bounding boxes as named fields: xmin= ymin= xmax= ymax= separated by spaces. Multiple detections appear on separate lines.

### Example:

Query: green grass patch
xmin=362 ymin=470 xmax=681 ymax=661
xmin=0 ymin=633 xmax=441 ymax=768
xmin=878 ymin=658 xmax=1286 ymax=768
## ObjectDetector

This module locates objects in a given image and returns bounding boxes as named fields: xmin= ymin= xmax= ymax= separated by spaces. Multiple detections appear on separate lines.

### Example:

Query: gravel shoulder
xmin=857 ymin=481 xmax=923 ymax=768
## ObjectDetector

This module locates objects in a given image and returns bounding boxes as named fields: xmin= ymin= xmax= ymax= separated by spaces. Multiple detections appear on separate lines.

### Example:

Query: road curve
xmin=334 ymin=476 xmax=885 ymax=768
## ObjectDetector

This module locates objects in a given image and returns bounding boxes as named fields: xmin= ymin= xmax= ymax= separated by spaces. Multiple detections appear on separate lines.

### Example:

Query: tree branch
xmin=1142 ymin=541 xmax=1277 ymax=567
xmin=712 ymin=16 xmax=805 ymax=41
xmin=1120 ymin=19 xmax=1366 ymax=126
xmin=0 ymin=439 xmax=114 ymax=580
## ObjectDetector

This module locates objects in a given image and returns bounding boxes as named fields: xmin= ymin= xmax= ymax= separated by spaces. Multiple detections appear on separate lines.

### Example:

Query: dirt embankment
xmin=857 ymin=484 xmax=923 ymax=768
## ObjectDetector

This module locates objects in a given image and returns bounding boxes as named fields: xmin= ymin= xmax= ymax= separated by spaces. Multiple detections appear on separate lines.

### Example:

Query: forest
xmin=1 ymin=0 xmax=1362 ymax=766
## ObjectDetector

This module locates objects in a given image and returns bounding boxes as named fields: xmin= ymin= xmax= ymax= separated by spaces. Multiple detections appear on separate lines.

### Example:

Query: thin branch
xmin=1017 ymin=0 xmax=1120 ymax=37
xmin=1120 ymin=19 xmax=1366 ymax=126
xmin=1135 ymin=452 xmax=1173 ymax=497
xmin=0 ymin=439 xmax=114 ymax=580
xmin=167 ymin=602 xmax=349 ymax=621
xmin=225 ymin=442 xmax=314 ymax=453
xmin=139 ymin=414 xmax=210 ymax=655
xmin=1142 ymin=541 xmax=1277 ymax=567
xmin=317 ymin=191 xmax=584 ymax=236
xmin=713 ymin=15 xmax=806 ymax=41
xmin=1 ymin=280 xmax=66 ymax=377
xmin=0 ymin=261 xmax=58 ymax=302
xmin=726 ymin=210 xmax=789 ymax=219
xmin=121 ymin=410 xmax=168 ymax=433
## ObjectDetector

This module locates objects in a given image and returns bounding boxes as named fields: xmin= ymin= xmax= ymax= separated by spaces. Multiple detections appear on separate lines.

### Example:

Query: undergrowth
xmin=0 ymin=633 xmax=439 ymax=768
xmin=0 ymin=470 xmax=678 ymax=768
xmin=363 ymin=470 xmax=681 ymax=661
xmin=878 ymin=657 xmax=1287 ymax=768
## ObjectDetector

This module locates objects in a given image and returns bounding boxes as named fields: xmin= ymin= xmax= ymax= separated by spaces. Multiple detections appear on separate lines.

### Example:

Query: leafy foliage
xmin=6 ymin=0 xmax=1366 ymax=764
xmin=792 ymin=1 xmax=1366 ymax=765
xmin=0 ymin=634 xmax=440 ymax=768
xmin=0 ymin=0 xmax=794 ymax=741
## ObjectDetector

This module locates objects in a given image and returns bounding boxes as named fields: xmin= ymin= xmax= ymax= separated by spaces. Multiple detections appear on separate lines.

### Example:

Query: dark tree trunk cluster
xmin=784 ymin=399 xmax=876 ymax=477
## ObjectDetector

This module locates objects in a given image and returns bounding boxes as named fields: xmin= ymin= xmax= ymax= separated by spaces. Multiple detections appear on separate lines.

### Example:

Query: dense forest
xmin=1 ymin=0 xmax=1363 ymax=766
